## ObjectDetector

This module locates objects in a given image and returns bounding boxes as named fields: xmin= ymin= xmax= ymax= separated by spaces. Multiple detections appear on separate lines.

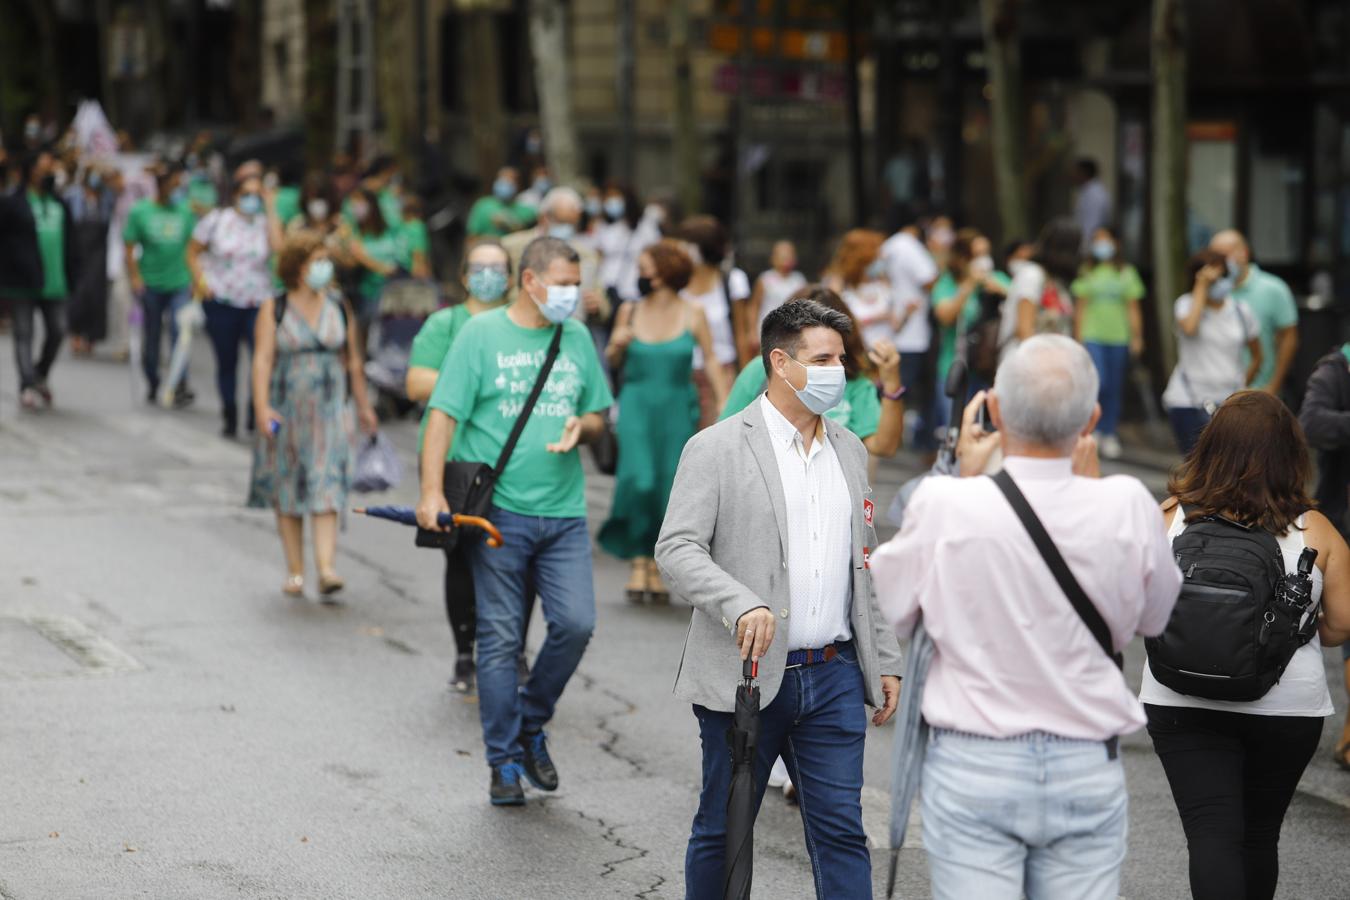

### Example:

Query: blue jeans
xmin=468 ymin=507 xmax=596 ymax=766
xmin=203 ymin=301 xmax=258 ymax=410
xmin=922 ymin=730 xmax=1128 ymax=900
xmin=1084 ymin=342 xmax=1129 ymax=437
xmin=1167 ymin=406 xmax=1210 ymax=455
xmin=686 ymin=642 xmax=871 ymax=900
xmin=140 ymin=286 xmax=191 ymax=391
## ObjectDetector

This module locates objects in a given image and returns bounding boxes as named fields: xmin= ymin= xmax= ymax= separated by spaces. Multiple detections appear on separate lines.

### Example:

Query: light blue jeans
xmin=921 ymin=729 xmax=1128 ymax=900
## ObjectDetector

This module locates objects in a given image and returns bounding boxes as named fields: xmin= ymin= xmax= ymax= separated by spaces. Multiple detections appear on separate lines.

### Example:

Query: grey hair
xmin=519 ymin=235 xmax=581 ymax=287
xmin=993 ymin=335 xmax=1099 ymax=451
xmin=539 ymin=186 xmax=582 ymax=218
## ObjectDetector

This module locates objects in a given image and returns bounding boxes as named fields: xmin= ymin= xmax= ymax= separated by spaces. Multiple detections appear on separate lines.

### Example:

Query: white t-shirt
xmin=842 ymin=281 xmax=896 ymax=349
xmin=756 ymin=269 xmax=807 ymax=329
xmin=683 ymin=267 xmax=750 ymax=368
xmin=999 ymin=262 xmax=1072 ymax=362
xmin=596 ymin=216 xmax=661 ymax=302
xmin=1140 ymin=510 xmax=1334 ymax=717
xmin=1161 ymin=294 xmax=1260 ymax=410
xmin=880 ymin=230 xmax=938 ymax=353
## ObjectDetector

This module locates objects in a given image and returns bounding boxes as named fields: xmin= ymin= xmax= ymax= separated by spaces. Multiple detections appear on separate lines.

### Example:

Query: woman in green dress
xmin=249 ymin=230 xmax=378 ymax=599
xmin=405 ymin=239 xmax=511 ymax=692
xmin=599 ymin=241 xmax=729 ymax=602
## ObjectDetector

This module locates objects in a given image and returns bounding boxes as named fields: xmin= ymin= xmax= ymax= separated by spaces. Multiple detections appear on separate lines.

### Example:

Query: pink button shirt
xmin=871 ymin=456 xmax=1181 ymax=741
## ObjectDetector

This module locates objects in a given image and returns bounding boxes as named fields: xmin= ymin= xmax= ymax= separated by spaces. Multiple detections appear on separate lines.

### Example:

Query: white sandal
xmin=282 ymin=574 xmax=305 ymax=596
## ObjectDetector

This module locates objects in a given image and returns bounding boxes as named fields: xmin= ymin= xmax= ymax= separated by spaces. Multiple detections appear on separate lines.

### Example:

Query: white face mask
xmin=307 ymin=199 xmax=330 ymax=221
xmin=971 ymin=255 xmax=994 ymax=278
xmin=784 ymin=356 xmax=846 ymax=415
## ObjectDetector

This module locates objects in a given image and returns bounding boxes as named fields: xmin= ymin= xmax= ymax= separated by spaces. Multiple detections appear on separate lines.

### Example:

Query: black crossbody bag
xmin=416 ymin=324 xmax=564 ymax=550
xmin=992 ymin=469 xmax=1123 ymax=759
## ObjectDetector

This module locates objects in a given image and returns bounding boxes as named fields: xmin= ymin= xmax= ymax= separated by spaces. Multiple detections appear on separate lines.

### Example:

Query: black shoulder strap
xmin=273 ymin=290 xmax=287 ymax=324
xmin=492 ymin=324 xmax=565 ymax=478
xmin=992 ymin=469 xmax=1123 ymax=670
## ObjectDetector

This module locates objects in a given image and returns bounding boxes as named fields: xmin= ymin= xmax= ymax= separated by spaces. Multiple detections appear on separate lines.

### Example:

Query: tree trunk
xmin=528 ymin=0 xmax=580 ymax=185
xmin=230 ymin=0 xmax=263 ymax=132
xmin=375 ymin=0 xmax=416 ymax=169
xmin=303 ymin=0 xmax=338 ymax=171
xmin=465 ymin=10 xmax=507 ymax=188
xmin=979 ymin=0 xmax=1028 ymax=243
xmin=669 ymin=0 xmax=700 ymax=215
xmin=24 ymin=0 xmax=62 ymax=121
xmin=1151 ymin=0 xmax=1187 ymax=371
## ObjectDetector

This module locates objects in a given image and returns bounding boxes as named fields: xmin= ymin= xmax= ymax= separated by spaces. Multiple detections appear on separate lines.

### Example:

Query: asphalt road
xmin=1 ymin=335 xmax=1348 ymax=900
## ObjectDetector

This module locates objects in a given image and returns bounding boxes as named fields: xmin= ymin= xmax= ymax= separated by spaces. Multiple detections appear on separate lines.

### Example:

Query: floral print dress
xmin=247 ymin=296 xmax=351 ymax=514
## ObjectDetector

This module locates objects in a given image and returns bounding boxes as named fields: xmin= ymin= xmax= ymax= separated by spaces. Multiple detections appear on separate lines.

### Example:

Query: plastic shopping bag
xmin=352 ymin=433 xmax=402 ymax=493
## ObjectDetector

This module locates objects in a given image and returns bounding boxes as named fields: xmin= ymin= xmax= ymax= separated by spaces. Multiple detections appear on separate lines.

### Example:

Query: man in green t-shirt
xmin=1211 ymin=229 xmax=1299 ymax=394
xmin=124 ymin=166 xmax=198 ymax=404
xmin=7 ymin=151 xmax=76 ymax=410
xmin=466 ymin=167 xmax=537 ymax=238
xmin=416 ymin=236 xmax=613 ymax=807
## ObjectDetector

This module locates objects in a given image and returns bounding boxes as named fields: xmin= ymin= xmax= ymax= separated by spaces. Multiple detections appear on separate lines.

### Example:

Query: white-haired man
xmin=502 ymin=186 xmax=607 ymax=324
xmin=872 ymin=335 xmax=1181 ymax=900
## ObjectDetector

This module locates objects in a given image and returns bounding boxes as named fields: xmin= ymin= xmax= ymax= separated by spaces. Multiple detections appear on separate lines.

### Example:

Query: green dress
xmin=599 ymin=330 xmax=699 ymax=559
xmin=247 ymin=297 xmax=351 ymax=514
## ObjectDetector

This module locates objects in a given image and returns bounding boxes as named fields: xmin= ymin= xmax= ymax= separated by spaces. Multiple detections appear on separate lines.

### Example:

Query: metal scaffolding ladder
xmin=335 ymin=0 xmax=375 ymax=157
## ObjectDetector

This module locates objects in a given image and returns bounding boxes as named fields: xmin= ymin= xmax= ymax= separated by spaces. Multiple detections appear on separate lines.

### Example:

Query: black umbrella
xmin=352 ymin=506 xmax=504 ymax=548
xmin=724 ymin=658 xmax=760 ymax=900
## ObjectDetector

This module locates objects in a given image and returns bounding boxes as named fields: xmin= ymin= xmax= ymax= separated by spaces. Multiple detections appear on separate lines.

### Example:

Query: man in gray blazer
xmin=656 ymin=297 xmax=904 ymax=899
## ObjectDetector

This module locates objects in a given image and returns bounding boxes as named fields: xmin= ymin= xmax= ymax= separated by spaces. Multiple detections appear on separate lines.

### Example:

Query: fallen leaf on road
xmin=220 ymin=704 xmax=236 ymax=713
xmin=49 ymin=832 xmax=59 ymax=838
xmin=300 ymin=836 xmax=309 ymax=843
xmin=123 ymin=843 xmax=137 ymax=853
xmin=455 ymin=750 xmax=471 ymax=757
xmin=360 ymin=626 xmax=384 ymax=637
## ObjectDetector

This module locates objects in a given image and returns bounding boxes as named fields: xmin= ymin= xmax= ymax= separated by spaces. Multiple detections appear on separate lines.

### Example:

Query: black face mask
xmin=39 ymin=174 xmax=57 ymax=194
xmin=637 ymin=276 xmax=655 ymax=297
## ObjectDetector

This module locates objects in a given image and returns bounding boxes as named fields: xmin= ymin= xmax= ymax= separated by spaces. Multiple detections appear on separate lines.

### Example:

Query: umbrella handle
xmin=452 ymin=514 xmax=504 ymax=548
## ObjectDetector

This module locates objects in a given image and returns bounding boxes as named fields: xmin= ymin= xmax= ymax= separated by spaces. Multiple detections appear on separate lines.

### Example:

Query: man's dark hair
xmin=519 ymin=235 xmax=581 ymax=287
xmin=1075 ymin=157 xmax=1099 ymax=180
xmin=760 ymin=297 xmax=853 ymax=377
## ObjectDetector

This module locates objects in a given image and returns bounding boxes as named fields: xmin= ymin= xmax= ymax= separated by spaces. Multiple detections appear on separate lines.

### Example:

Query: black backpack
xmin=1145 ymin=515 xmax=1319 ymax=702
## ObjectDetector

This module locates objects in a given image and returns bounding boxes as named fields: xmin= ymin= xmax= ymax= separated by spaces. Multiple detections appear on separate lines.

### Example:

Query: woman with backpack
xmin=998 ymin=216 xmax=1081 ymax=357
xmin=1141 ymin=390 xmax=1350 ymax=900
xmin=248 ymin=230 xmax=378 ymax=599
xmin=931 ymin=228 xmax=1009 ymax=431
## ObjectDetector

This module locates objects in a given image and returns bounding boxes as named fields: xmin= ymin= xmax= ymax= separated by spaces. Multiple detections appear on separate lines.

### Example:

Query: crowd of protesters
xmin=8 ymin=113 xmax=1350 ymax=899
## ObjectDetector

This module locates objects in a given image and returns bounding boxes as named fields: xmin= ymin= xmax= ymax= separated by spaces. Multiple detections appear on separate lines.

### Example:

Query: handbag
xmin=416 ymin=324 xmax=564 ymax=549
xmin=991 ymin=469 xmax=1123 ymax=758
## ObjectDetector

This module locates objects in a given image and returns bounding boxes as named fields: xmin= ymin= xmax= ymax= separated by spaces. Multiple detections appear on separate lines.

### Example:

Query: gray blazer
xmin=655 ymin=400 xmax=904 ymax=713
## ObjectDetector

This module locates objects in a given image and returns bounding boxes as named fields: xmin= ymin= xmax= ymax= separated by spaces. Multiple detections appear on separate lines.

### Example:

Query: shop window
xmin=1247 ymin=134 xmax=1305 ymax=265
xmin=1186 ymin=121 xmax=1237 ymax=254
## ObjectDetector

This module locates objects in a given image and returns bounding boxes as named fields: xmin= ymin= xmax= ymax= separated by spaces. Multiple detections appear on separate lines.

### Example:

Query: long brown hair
xmin=1167 ymin=390 xmax=1314 ymax=534
xmin=783 ymin=284 xmax=876 ymax=381
xmin=825 ymin=228 xmax=885 ymax=289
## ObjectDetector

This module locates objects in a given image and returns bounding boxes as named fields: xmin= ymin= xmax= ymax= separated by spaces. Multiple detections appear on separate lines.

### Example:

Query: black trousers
xmin=1145 ymin=703 xmax=1322 ymax=900
xmin=443 ymin=545 xmax=537 ymax=658
xmin=11 ymin=297 xmax=66 ymax=389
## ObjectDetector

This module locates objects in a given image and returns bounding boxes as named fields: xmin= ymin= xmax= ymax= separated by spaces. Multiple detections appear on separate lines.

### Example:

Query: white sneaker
xmin=767 ymin=756 xmax=790 ymax=789
xmin=1099 ymin=434 xmax=1123 ymax=460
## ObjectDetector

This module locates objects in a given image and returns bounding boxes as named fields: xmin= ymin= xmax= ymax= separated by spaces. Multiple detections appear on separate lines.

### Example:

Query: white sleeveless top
xmin=1139 ymin=509 xmax=1334 ymax=717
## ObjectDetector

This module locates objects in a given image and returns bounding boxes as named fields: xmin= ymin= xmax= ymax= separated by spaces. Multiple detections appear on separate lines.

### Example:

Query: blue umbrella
xmin=353 ymin=506 xmax=504 ymax=548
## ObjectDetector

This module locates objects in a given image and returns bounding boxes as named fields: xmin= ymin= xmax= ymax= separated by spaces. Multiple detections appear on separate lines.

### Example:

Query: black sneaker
xmin=449 ymin=654 xmax=475 ymax=693
xmin=173 ymin=386 xmax=196 ymax=409
xmin=490 ymin=761 xmax=526 ymax=807
xmin=520 ymin=730 xmax=558 ymax=792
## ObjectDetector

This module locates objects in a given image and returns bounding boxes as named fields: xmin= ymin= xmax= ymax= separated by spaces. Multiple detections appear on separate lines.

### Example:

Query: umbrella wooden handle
xmin=453 ymin=515 xmax=504 ymax=548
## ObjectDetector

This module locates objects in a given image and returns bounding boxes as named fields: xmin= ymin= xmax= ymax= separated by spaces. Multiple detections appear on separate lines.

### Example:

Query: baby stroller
xmin=363 ymin=276 xmax=441 ymax=419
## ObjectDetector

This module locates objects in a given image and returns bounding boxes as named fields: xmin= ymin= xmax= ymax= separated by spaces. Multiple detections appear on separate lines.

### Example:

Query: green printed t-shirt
xmin=411 ymin=304 xmax=472 ymax=453
xmin=1233 ymin=264 xmax=1298 ymax=389
xmin=186 ymin=177 xmax=218 ymax=215
xmin=931 ymin=271 xmax=1010 ymax=386
xmin=466 ymin=196 xmax=537 ymax=238
xmin=429 ymin=309 xmax=614 ymax=518
xmin=123 ymin=198 xmax=195 ymax=291
xmin=718 ymin=359 xmax=881 ymax=439
xmin=28 ymin=192 xmax=68 ymax=300
xmin=1070 ymin=263 xmax=1145 ymax=346
xmin=357 ymin=228 xmax=403 ymax=302
xmin=273 ymin=185 xmax=301 ymax=229
xmin=341 ymin=188 xmax=401 ymax=230
xmin=399 ymin=218 xmax=429 ymax=269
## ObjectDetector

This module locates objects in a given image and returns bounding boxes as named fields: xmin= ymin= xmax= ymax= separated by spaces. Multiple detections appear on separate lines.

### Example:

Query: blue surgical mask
xmin=786 ymin=356 xmax=847 ymax=415
xmin=170 ymin=186 xmax=189 ymax=206
xmin=1091 ymin=239 xmax=1115 ymax=262
xmin=547 ymin=223 xmax=576 ymax=241
xmin=305 ymin=258 xmax=334 ymax=291
xmin=493 ymin=178 xmax=516 ymax=201
xmin=1209 ymin=275 xmax=1234 ymax=301
xmin=467 ymin=266 xmax=509 ymax=301
xmin=866 ymin=259 xmax=886 ymax=279
xmin=603 ymin=196 xmax=626 ymax=220
xmin=584 ymin=197 xmax=602 ymax=218
xmin=239 ymin=194 xmax=263 ymax=216
xmin=537 ymin=284 xmax=580 ymax=323
xmin=533 ymin=177 xmax=553 ymax=195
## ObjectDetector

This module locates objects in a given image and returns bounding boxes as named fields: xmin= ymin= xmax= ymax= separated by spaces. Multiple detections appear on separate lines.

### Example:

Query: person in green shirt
xmin=1071 ymin=226 xmax=1145 ymax=458
xmin=466 ymin=167 xmax=537 ymax=238
xmin=342 ymin=187 xmax=402 ymax=329
xmin=416 ymin=236 xmax=613 ymax=806
xmin=9 ymin=151 xmax=76 ymax=410
xmin=124 ymin=166 xmax=198 ymax=404
xmin=932 ymin=229 xmax=1011 ymax=433
xmin=1210 ymin=229 xmax=1299 ymax=394
xmin=397 ymin=194 xmax=432 ymax=279
xmin=719 ymin=285 xmax=904 ymax=460
xmin=405 ymin=240 xmax=512 ymax=694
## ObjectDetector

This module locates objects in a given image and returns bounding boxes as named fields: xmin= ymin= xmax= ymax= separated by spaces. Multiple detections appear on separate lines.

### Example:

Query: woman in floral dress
xmin=248 ymin=230 xmax=378 ymax=598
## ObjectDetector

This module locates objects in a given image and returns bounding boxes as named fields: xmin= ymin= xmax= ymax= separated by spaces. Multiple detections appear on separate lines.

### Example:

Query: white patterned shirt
xmin=192 ymin=207 xmax=273 ymax=308
xmin=759 ymin=395 xmax=854 ymax=650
